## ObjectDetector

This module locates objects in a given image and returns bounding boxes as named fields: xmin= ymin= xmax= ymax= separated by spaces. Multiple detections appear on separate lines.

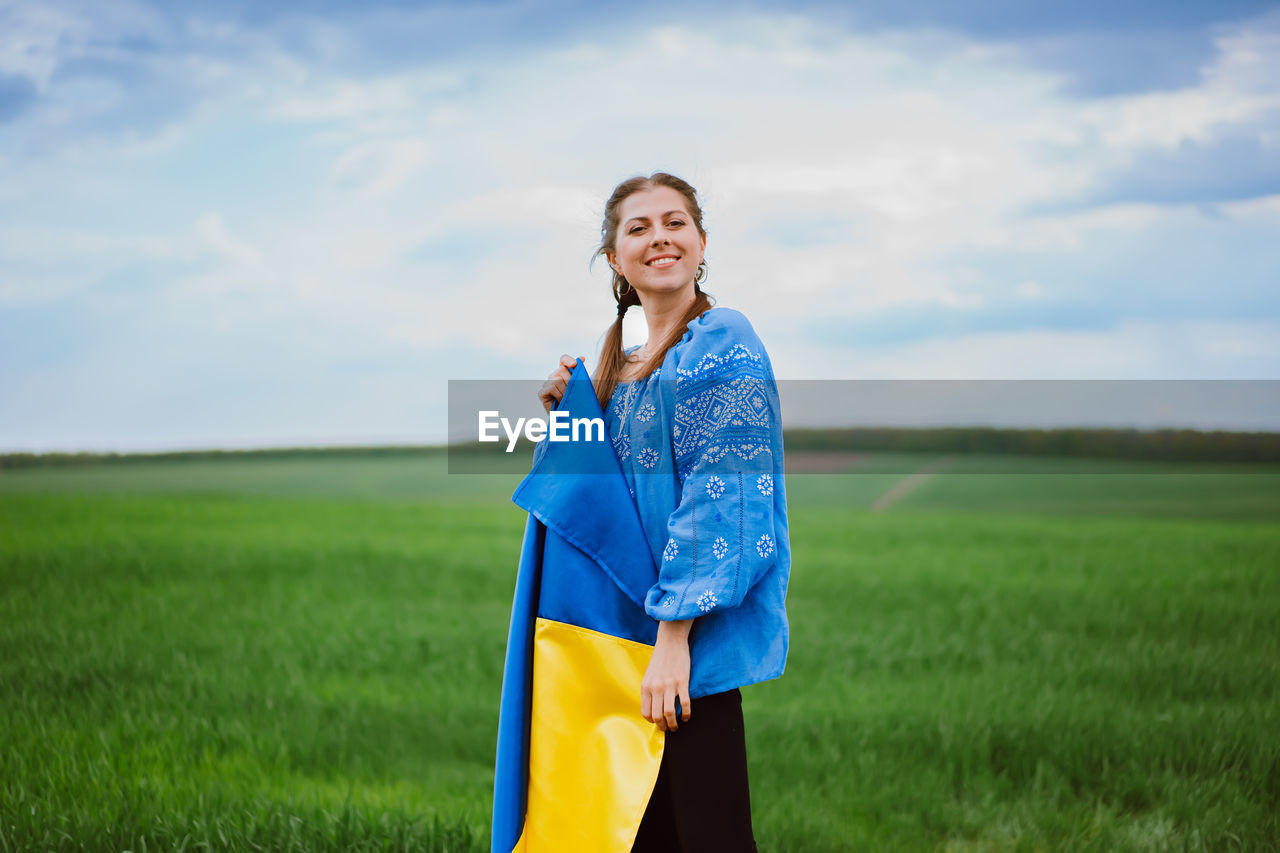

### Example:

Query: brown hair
xmin=590 ymin=171 xmax=715 ymax=408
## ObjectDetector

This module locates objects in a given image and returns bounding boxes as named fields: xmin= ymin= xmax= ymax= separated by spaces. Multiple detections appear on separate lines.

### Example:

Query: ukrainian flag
xmin=491 ymin=359 xmax=664 ymax=852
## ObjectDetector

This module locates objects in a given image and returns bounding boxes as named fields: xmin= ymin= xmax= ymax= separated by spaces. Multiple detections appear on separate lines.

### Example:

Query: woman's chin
xmin=635 ymin=277 xmax=697 ymax=299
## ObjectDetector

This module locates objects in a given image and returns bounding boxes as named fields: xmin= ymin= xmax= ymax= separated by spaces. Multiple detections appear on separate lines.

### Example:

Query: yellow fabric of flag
xmin=513 ymin=618 xmax=664 ymax=852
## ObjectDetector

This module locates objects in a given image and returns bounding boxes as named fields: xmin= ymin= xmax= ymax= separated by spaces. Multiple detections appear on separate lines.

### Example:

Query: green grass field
xmin=2 ymin=452 xmax=1277 ymax=851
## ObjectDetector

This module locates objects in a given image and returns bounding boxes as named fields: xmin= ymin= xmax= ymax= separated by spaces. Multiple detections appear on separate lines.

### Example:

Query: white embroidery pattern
xmin=696 ymin=589 xmax=719 ymax=613
xmin=699 ymin=442 xmax=772 ymax=467
xmin=756 ymin=533 xmax=775 ymax=558
xmin=673 ymin=374 xmax=771 ymax=465
xmin=635 ymin=402 xmax=655 ymax=423
xmin=612 ymin=380 xmax=639 ymax=419
xmin=712 ymin=536 xmax=729 ymax=559
xmin=705 ymin=475 xmax=725 ymax=499
xmin=609 ymin=381 xmax=640 ymax=462
xmin=675 ymin=343 xmax=763 ymax=386
xmin=638 ymin=447 xmax=660 ymax=469
xmin=661 ymin=593 xmax=676 ymax=608
xmin=663 ymin=538 xmax=679 ymax=562
xmin=757 ymin=473 xmax=774 ymax=496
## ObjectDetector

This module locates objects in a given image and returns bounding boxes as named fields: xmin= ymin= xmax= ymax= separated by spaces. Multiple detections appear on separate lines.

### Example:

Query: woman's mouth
xmin=647 ymin=256 xmax=679 ymax=268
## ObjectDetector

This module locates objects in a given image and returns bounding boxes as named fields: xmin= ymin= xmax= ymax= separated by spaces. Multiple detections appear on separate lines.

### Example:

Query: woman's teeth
xmin=649 ymin=257 xmax=677 ymax=267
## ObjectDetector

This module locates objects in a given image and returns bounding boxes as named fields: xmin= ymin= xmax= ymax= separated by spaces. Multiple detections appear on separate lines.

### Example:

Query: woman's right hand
xmin=538 ymin=354 xmax=580 ymax=415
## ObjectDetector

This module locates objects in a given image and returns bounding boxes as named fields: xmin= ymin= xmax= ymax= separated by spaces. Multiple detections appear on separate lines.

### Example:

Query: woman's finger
xmin=539 ymin=358 xmax=575 ymax=401
xmin=538 ymin=372 xmax=570 ymax=412
xmin=663 ymin=689 xmax=678 ymax=731
xmin=645 ymin=690 xmax=668 ymax=730
xmin=679 ymin=687 xmax=692 ymax=723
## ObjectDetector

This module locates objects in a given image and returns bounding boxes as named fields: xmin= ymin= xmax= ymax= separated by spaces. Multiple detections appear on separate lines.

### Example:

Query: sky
xmin=1 ymin=0 xmax=1278 ymax=451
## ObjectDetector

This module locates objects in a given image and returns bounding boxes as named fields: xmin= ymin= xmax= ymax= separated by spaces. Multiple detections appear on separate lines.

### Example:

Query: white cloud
xmin=329 ymin=138 xmax=430 ymax=197
xmin=2 ymin=6 xmax=1278 ymax=448
xmin=0 ymin=2 xmax=91 ymax=84
xmin=1078 ymin=16 xmax=1280 ymax=150
xmin=196 ymin=212 xmax=263 ymax=267
xmin=271 ymin=72 xmax=464 ymax=122
xmin=1015 ymin=281 xmax=1044 ymax=300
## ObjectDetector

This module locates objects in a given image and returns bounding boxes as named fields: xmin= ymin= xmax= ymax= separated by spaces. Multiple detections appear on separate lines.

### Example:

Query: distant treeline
xmin=0 ymin=444 xmax=446 ymax=470
xmin=784 ymin=427 xmax=1280 ymax=463
xmin=4 ymin=428 xmax=1278 ymax=469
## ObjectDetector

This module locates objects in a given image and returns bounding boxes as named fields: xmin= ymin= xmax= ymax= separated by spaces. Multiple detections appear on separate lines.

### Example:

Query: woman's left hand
xmin=641 ymin=619 xmax=694 ymax=732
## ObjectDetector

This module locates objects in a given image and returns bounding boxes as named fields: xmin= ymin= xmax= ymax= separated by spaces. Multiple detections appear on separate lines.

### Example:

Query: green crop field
xmin=1 ymin=452 xmax=1277 ymax=851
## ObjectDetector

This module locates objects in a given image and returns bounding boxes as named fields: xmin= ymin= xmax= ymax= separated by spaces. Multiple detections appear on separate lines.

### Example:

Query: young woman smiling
xmin=537 ymin=172 xmax=791 ymax=852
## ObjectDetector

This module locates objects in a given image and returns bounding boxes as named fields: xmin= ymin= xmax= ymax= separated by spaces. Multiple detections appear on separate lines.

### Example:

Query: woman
xmin=538 ymin=172 xmax=791 ymax=852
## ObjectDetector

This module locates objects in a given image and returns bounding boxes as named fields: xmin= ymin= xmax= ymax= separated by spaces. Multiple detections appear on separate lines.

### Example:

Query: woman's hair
xmin=591 ymin=171 xmax=715 ymax=408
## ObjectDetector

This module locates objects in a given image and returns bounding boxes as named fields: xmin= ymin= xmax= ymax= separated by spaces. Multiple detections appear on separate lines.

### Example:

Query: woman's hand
xmin=641 ymin=619 xmax=694 ymax=731
xmin=538 ymin=354 xmax=580 ymax=415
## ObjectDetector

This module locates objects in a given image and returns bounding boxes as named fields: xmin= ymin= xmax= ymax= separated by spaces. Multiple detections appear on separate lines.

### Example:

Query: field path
xmin=870 ymin=455 xmax=956 ymax=512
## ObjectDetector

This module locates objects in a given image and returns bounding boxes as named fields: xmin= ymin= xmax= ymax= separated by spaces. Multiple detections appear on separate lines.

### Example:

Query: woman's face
xmin=607 ymin=185 xmax=706 ymax=301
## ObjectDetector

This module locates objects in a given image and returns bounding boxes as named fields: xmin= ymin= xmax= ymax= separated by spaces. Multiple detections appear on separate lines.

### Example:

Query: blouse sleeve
xmin=644 ymin=315 xmax=782 ymax=621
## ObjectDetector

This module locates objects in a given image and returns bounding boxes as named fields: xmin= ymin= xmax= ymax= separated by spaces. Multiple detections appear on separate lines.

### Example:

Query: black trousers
xmin=631 ymin=688 xmax=758 ymax=852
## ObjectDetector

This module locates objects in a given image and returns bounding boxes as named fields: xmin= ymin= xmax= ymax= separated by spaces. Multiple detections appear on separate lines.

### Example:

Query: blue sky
xmin=1 ymin=0 xmax=1278 ymax=450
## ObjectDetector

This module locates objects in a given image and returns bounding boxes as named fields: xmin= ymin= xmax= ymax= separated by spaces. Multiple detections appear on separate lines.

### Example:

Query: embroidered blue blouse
xmin=604 ymin=307 xmax=791 ymax=699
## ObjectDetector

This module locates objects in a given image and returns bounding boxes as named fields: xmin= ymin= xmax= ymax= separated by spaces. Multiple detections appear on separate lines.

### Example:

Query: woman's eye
xmin=668 ymin=220 xmax=684 ymax=227
xmin=629 ymin=226 xmax=645 ymax=234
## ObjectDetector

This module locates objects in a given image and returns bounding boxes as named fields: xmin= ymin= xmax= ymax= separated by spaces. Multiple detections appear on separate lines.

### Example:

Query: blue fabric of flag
xmin=491 ymin=358 xmax=658 ymax=852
